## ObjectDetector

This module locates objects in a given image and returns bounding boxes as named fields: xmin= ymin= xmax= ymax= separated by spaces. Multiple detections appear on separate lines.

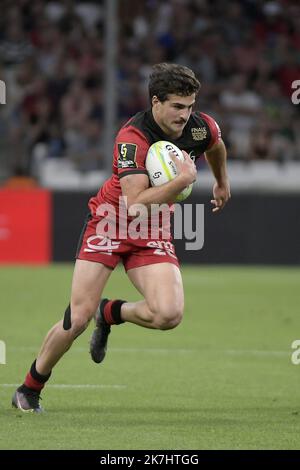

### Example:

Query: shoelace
xmin=25 ymin=390 xmax=42 ymax=406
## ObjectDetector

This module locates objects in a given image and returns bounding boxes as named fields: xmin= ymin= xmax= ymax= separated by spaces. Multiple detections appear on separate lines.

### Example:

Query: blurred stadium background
xmin=0 ymin=0 xmax=299 ymax=264
xmin=1 ymin=0 xmax=300 ymax=450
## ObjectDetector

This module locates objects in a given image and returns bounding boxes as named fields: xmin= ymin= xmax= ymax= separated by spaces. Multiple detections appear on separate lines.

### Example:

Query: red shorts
xmin=76 ymin=213 xmax=179 ymax=271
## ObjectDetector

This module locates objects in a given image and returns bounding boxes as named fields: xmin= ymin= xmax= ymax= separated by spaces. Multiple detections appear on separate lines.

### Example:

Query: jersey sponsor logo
xmin=84 ymin=235 xmax=121 ymax=255
xmin=117 ymin=143 xmax=137 ymax=168
xmin=191 ymin=127 xmax=207 ymax=141
xmin=117 ymin=159 xmax=136 ymax=169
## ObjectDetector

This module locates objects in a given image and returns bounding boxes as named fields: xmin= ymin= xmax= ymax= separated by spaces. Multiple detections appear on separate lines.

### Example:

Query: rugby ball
xmin=145 ymin=141 xmax=193 ymax=202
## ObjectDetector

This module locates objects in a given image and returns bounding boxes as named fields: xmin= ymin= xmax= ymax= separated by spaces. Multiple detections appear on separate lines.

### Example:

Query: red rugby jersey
xmin=89 ymin=109 xmax=221 ymax=219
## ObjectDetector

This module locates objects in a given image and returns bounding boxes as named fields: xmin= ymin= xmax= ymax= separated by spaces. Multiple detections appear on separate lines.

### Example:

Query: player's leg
xmin=36 ymin=260 xmax=113 ymax=374
xmin=123 ymin=262 xmax=184 ymax=329
xmin=12 ymin=260 xmax=112 ymax=412
xmin=90 ymin=262 xmax=184 ymax=364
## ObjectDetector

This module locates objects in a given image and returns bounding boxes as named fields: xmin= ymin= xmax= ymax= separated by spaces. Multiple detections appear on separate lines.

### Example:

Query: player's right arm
xmin=116 ymin=128 xmax=196 ymax=215
xmin=120 ymin=162 xmax=194 ymax=216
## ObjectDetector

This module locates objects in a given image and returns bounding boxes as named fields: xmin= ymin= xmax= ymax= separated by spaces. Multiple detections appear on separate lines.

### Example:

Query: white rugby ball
xmin=145 ymin=141 xmax=193 ymax=202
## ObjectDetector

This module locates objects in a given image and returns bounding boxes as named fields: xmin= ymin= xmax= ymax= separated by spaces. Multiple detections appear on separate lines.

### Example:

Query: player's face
xmin=152 ymin=94 xmax=196 ymax=139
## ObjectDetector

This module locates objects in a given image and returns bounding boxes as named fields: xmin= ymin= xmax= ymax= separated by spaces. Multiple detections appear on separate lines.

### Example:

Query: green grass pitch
xmin=0 ymin=264 xmax=300 ymax=450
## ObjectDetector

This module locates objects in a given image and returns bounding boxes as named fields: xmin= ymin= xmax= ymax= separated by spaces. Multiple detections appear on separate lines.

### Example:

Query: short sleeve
xmin=116 ymin=127 xmax=150 ymax=179
xmin=200 ymin=112 xmax=222 ymax=150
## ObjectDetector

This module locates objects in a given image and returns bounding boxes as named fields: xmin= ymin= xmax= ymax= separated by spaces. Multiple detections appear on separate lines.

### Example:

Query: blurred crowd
xmin=0 ymin=0 xmax=300 ymax=180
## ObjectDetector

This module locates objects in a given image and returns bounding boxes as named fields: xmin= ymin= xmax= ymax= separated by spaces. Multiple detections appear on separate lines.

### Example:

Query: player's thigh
xmin=70 ymin=259 xmax=113 ymax=319
xmin=127 ymin=262 xmax=184 ymax=318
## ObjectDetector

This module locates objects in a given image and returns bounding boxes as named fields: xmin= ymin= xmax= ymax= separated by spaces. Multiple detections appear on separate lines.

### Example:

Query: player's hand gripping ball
xmin=146 ymin=141 xmax=193 ymax=202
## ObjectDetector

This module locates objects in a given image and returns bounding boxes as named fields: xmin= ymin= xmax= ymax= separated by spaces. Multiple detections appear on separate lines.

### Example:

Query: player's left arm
xmin=205 ymin=139 xmax=231 ymax=213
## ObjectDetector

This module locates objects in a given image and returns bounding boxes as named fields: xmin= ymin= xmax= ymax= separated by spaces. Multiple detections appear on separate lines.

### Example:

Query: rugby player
xmin=12 ymin=63 xmax=230 ymax=412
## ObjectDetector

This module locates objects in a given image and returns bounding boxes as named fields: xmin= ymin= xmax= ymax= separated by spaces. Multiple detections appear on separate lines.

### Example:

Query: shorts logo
xmin=84 ymin=235 xmax=121 ymax=255
xmin=117 ymin=143 xmax=137 ymax=168
xmin=147 ymin=240 xmax=177 ymax=259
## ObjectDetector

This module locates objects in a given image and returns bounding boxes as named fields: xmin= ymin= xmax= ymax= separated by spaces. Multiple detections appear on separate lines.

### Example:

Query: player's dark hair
xmin=149 ymin=63 xmax=201 ymax=103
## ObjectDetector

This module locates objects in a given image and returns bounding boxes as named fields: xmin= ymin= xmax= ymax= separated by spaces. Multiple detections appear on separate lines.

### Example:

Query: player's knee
xmin=156 ymin=315 xmax=182 ymax=330
xmin=65 ymin=301 xmax=97 ymax=337
xmin=70 ymin=316 xmax=90 ymax=338
xmin=154 ymin=305 xmax=183 ymax=330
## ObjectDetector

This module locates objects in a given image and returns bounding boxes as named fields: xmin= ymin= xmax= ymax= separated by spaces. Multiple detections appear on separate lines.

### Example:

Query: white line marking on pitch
xmin=7 ymin=346 xmax=290 ymax=356
xmin=0 ymin=384 xmax=126 ymax=389
xmin=224 ymin=350 xmax=288 ymax=357
xmin=7 ymin=346 xmax=195 ymax=354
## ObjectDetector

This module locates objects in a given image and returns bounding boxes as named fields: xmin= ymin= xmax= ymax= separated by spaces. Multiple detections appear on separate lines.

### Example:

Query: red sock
xmin=24 ymin=372 xmax=45 ymax=392
xmin=103 ymin=300 xmax=115 ymax=324
xmin=23 ymin=359 xmax=51 ymax=392
xmin=103 ymin=300 xmax=126 ymax=325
